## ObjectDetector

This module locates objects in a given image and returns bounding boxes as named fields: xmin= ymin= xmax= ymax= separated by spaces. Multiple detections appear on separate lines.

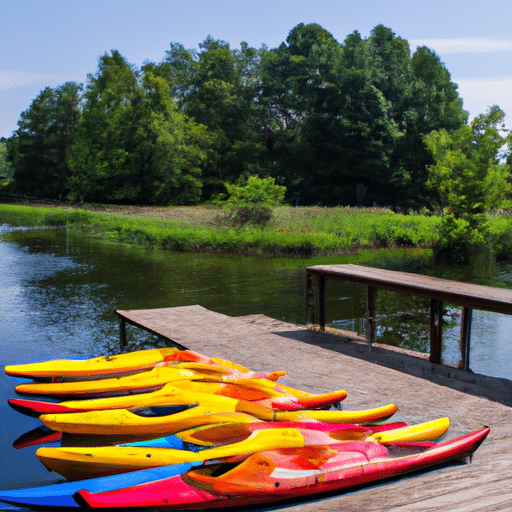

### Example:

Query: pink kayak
xmin=77 ymin=427 xmax=489 ymax=509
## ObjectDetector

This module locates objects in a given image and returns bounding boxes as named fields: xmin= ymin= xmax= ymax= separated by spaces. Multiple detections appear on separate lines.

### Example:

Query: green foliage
xmin=424 ymin=106 xmax=512 ymax=263
xmin=8 ymin=82 xmax=82 ymax=199
xmin=67 ymin=51 xmax=209 ymax=205
xmin=221 ymin=176 xmax=286 ymax=226
xmin=0 ymin=140 xmax=14 ymax=180
xmin=6 ymin=23 xmax=470 ymax=209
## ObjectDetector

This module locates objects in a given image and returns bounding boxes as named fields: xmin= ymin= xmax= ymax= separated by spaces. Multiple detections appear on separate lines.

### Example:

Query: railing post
xmin=306 ymin=271 xmax=315 ymax=326
xmin=119 ymin=317 xmax=127 ymax=351
xmin=429 ymin=299 xmax=443 ymax=364
xmin=458 ymin=307 xmax=472 ymax=371
xmin=367 ymin=286 xmax=377 ymax=349
xmin=318 ymin=275 xmax=326 ymax=331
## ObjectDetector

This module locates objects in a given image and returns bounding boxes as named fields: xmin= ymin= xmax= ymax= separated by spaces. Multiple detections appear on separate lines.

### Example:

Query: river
xmin=0 ymin=225 xmax=511 ymax=504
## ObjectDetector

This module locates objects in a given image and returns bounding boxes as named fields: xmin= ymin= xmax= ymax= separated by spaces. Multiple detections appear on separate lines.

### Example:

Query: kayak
xmin=173 ymin=416 xmax=449 ymax=447
xmin=4 ymin=347 xmax=182 ymax=380
xmin=0 ymin=462 xmax=196 ymax=509
xmin=39 ymin=403 xmax=398 ymax=436
xmin=13 ymin=367 xmax=315 ymax=401
xmin=13 ymin=365 xmax=231 ymax=397
xmin=13 ymin=364 xmax=286 ymax=398
xmin=35 ymin=417 xmax=450 ymax=480
xmin=5 ymin=348 xmax=280 ymax=381
xmin=11 ymin=419 xmax=411 ymax=451
xmin=39 ymin=403 xmax=266 ymax=436
xmin=124 ymin=420 xmax=413 ymax=448
xmin=36 ymin=427 xmax=306 ymax=480
xmin=76 ymin=427 xmax=490 ymax=509
xmin=9 ymin=382 xmax=348 ymax=417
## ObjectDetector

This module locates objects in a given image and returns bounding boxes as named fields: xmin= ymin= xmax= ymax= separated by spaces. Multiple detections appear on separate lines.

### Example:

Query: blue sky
xmin=2 ymin=0 xmax=512 ymax=138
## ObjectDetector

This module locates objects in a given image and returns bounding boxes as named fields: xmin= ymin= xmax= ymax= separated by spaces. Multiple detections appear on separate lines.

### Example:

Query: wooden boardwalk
xmin=306 ymin=263 xmax=512 ymax=369
xmin=117 ymin=305 xmax=512 ymax=512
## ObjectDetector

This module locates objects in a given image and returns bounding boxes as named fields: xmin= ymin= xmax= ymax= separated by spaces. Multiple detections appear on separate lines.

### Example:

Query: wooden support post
xmin=119 ymin=317 xmax=127 ymax=351
xmin=367 ymin=286 xmax=377 ymax=348
xmin=429 ymin=299 xmax=443 ymax=364
xmin=306 ymin=272 xmax=315 ymax=326
xmin=318 ymin=275 xmax=326 ymax=331
xmin=459 ymin=307 xmax=473 ymax=371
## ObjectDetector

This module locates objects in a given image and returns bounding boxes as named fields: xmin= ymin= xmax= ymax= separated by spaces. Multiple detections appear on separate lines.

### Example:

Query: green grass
xmin=0 ymin=203 xmax=436 ymax=255
xmin=4 ymin=202 xmax=510 ymax=258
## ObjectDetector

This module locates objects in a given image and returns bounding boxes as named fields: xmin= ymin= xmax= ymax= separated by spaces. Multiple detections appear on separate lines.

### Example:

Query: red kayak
xmin=77 ymin=427 xmax=489 ymax=509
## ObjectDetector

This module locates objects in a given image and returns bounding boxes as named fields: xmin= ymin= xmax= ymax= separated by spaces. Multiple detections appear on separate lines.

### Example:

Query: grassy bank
xmin=0 ymin=202 xmax=445 ymax=256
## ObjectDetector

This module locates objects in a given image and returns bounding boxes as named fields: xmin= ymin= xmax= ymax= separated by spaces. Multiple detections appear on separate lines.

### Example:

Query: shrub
xmin=221 ymin=176 xmax=286 ymax=227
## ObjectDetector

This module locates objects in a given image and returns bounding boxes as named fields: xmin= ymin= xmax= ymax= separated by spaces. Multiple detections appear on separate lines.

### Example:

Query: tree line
xmin=3 ymin=23 xmax=511 ymax=213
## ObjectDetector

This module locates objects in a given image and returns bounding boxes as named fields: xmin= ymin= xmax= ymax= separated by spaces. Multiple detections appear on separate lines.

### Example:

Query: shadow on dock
xmin=266 ymin=323 xmax=512 ymax=409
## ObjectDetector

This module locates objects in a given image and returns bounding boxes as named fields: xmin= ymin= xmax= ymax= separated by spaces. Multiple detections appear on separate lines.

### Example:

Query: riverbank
xmin=2 ymin=201 xmax=512 ymax=259
xmin=0 ymin=202 xmax=442 ymax=256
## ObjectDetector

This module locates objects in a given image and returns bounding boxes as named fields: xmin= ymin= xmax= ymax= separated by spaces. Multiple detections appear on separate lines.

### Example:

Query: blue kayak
xmin=0 ymin=462 xmax=196 ymax=508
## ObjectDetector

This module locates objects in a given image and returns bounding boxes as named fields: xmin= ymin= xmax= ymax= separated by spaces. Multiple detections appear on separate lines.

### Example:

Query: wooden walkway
xmin=116 ymin=305 xmax=512 ymax=512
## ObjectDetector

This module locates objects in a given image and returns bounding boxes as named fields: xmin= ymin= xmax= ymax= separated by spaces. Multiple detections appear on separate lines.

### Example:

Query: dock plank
xmin=116 ymin=305 xmax=512 ymax=512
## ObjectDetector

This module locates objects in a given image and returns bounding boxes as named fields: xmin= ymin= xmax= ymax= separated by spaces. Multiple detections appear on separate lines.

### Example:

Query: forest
xmin=1 ymin=23 xmax=511 ymax=215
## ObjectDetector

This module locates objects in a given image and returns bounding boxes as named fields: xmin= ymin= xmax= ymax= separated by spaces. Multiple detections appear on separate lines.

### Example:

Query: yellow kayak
xmin=364 ymin=416 xmax=450 ymax=443
xmin=35 ymin=417 xmax=448 ymax=480
xmin=5 ymin=348 xmax=181 ymax=380
xmin=39 ymin=402 xmax=398 ymax=436
xmin=10 ymin=381 xmax=347 ymax=417
xmin=175 ymin=416 xmax=449 ymax=447
xmin=14 ymin=365 xmax=346 ymax=409
xmin=36 ymin=428 xmax=305 ymax=480
xmin=5 ymin=348 xmax=284 ymax=382
xmin=14 ymin=364 xmax=247 ymax=398
xmin=39 ymin=402 xmax=272 ymax=436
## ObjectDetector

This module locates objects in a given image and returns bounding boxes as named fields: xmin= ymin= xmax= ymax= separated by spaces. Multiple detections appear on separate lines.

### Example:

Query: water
xmin=0 ymin=226 xmax=511 ymax=506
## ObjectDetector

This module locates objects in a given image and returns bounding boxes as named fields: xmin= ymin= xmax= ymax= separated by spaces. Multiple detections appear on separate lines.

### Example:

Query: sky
xmin=2 ymin=0 xmax=512 ymax=138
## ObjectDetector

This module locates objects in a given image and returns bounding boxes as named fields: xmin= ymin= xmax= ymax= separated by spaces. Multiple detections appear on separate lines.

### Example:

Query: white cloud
xmin=0 ymin=71 xmax=75 ymax=91
xmin=455 ymin=78 xmax=512 ymax=121
xmin=410 ymin=38 xmax=512 ymax=53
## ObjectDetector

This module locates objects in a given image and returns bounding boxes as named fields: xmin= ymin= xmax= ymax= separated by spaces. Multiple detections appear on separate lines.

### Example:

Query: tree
xmin=258 ymin=24 xmax=340 ymax=203
xmin=392 ymin=46 xmax=469 ymax=209
xmin=67 ymin=51 xmax=145 ymax=203
xmin=148 ymin=37 xmax=268 ymax=198
xmin=8 ymin=82 xmax=82 ymax=199
xmin=0 ymin=139 xmax=14 ymax=181
xmin=68 ymin=51 xmax=209 ymax=205
xmin=140 ymin=72 xmax=211 ymax=205
xmin=424 ymin=105 xmax=512 ymax=263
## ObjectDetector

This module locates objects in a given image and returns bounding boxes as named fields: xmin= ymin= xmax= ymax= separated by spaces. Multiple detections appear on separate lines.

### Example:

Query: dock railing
xmin=306 ymin=264 xmax=512 ymax=370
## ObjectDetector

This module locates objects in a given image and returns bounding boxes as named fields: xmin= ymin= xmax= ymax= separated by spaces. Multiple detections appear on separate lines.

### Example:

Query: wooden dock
xmin=116 ymin=305 xmax=512 ymax=512
xmin=306 ymin=263 xmax=512 ymax=370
